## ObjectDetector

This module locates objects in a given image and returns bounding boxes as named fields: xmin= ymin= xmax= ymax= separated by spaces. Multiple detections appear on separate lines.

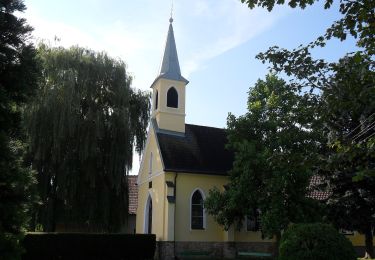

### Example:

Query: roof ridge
xmin=186 ymin=123 xmax=226 ymax=131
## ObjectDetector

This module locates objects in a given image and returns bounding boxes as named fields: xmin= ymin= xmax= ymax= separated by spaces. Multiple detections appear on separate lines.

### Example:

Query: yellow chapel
xmin=136 ymin=17 xmax=272 ymax=259
xmin=136 ymin=18 xmax=372 ymax=259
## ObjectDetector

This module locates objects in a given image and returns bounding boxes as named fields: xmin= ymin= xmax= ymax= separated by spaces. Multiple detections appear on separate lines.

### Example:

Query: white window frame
xmin=149 ymin=152 xmax=153 ymax=175
xmin=245 ymin=209 xmax=261 ymax=232
xmin=143 ymin=192 xmax=153 ymax=234
xmin=190 ymin=188 xmax=206 ymax=230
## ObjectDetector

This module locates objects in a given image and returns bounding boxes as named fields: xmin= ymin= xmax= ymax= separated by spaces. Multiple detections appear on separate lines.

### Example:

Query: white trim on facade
xmin=149 ymin=152 xmax=153 ymax=175
xmin=137 ymin=121 xmax=166 ymax=185
xmin=137 ymin=129 xmax=151 ymax=185
xmin=143 ymin=191 xmax=153 ymax=234
xmin=189 ymin=188 xmax=207 ymax=231
xmin=138 ymin=170 xmax=164 ymax=186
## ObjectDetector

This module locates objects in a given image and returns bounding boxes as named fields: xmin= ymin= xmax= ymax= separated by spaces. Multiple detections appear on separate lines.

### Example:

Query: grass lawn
xmin=181 ymin=258 xmax=374 ymax=260
xmin=179 ymin=258 xmax=375 ymax=260
xmin=180 ymin=258 xmax=274 ymax=260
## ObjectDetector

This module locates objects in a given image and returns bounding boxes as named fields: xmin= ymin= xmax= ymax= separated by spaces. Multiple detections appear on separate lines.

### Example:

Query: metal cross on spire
xmin=152 ymin=0 xmax=188 ymax=86
xmin=169 ymin=0 xmax=174 ymax=23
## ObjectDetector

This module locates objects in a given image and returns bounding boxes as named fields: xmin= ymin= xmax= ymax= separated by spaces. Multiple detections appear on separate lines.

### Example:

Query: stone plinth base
xmin=156 ymin=241 xmax=275 ymax=259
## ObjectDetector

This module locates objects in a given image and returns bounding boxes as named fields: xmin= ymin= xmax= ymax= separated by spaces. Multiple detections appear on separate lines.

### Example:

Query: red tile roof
xmin=308 ymin=175 xmax=330 ymax=201
xmin=128 ymin=175 xmax=138 ymax=215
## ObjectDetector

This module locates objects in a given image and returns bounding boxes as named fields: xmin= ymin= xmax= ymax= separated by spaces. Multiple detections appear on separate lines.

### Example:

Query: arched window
xmin=167 ymin=87 xmax=178 ymax=108
xmin=246 ymin=209 xmax=261 ymax=232
xmin=149 ymin=152 xmax=153 ymax=175
xmin=191 ymin=189 xmax=205 ymax=230
xmin=155 ymin=91 xmax=158 ymax=110
xmin=144 ymin=194 xmax=153 ymax=234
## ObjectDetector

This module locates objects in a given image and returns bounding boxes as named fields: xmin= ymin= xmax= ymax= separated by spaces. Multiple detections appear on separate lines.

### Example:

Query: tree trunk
xmin=44 ymin=175 xmax=58 ymax=232
xmin=274 ymin=231 xmax=281 ymax=257
xmin=364 ymin=225 xmax=374 ymax=259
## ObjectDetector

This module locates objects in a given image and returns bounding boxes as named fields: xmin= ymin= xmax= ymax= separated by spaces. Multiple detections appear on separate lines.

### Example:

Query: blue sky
xmin=24 ymin=0 xmax=357 ymax=174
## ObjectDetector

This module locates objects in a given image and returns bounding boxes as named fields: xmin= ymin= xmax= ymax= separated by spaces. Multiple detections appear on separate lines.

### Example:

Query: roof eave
xmin=164 ymin=168 xmax=229 ymax=176
xmin=150 ymin=74 xmax=189 ymax=89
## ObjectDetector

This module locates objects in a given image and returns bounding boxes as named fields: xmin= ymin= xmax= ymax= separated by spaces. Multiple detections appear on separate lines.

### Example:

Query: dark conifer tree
xmin=0 ymin=0 xmax=39 ymax=258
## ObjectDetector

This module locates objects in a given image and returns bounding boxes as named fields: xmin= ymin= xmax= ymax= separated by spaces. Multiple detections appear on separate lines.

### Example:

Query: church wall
xmin=152 ymin=78 xmax=186 ymax=133
xmin=173 ymin=173 xmax=228 ymax=242
xmin=155 ymin=112 xmax=185 ymax=133
xmin=136 ymin=173 xmax=166 ymax=240
xmin=136 ymin=128 xmax=165 ymax=240
xmin=164 ymin=173 xmax=177 ymax=241
xmin=346 ymin=231 xmax=375 ymax=246
xmin=152 ymin=78 xmax=186 ymax=114
xmin=168 ymin=172 xmax=277 ymax=244
xmin=234 ymin=229 xmax=274 ymax=243
xmin=135 ymin=181 xmax=146 ymax=234
xmin=137 ymin=129 xmax=164 ymax=186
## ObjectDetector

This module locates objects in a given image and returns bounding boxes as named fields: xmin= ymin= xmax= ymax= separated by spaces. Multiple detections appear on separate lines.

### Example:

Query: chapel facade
xmin=136 ymin=18 xmax=272 ymax=259
xmin=136 ymin=18 xmax=370 ymax=259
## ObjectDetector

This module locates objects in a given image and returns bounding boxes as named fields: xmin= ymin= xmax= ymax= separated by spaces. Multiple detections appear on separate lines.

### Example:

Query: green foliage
xmin=205 ymin=74 xmax=324 ymax=238
xmin=0 ymin=232 xmax=23 ymax=260
xmin=239 ymin=0 xmax=375 ymax=256
xmin=240 ymin=0 xmax=375 ymax=54
xmin=26 ymin=44 xmax=151 ymax=232
xmin=0 ymin=0 xmax=39 ymax=259
xmin=279 ymin=223 xmax=356 ymax=260
xmin=22 ymin=233 xmax=156 ymax=259
xmin=322 ymin=54 xmax=374 ymax=143
xmin=319 ymin=54 xmax=375 ymax=257
xmin=0 ymin=141 xmax=38 ymax=259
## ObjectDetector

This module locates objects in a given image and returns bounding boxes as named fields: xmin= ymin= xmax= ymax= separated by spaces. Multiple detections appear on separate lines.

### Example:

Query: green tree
xmin=205 ymin=74 xmax=323 ymax=251
xmin=320 ymin=54 xmax=375 ymax=258
xmin=0 ymin=0 xmax=39 ymax=258
xmin=240 ymin=0 xmax=374 ymax=55
xmin=26 ymin=44 xmax=150 ymax=232
xmin=238 ymin=0 xmax=375 ymax=257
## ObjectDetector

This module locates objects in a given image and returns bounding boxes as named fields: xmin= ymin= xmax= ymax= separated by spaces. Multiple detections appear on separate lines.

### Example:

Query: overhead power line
xmin=352 ymin=121 xmax=375 ymax=143
xmin=345 ymin=112 xmax=374 ymax=139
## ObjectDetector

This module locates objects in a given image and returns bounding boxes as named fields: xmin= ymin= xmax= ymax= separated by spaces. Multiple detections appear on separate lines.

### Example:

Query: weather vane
xmin=169 ymin=0 xmax=174 ymax=23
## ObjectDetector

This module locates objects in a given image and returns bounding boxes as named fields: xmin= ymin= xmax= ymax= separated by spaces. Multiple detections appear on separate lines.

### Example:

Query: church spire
xmin=157 ymin=18 xmax=188 ymax=84
xmin=150 ymin=17 xmax=188 ymax=133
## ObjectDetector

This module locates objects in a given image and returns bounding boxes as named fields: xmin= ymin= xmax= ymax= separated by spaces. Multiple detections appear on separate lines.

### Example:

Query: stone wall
xmin=156 ymin=241 xmax=276 ymax=259
xmin=156 ymin=241 xmax=371 ymax=259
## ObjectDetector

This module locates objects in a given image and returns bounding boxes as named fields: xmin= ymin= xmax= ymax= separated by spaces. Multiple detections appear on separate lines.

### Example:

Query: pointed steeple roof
xmin=152 ymin=18 xmax=188 ymax=87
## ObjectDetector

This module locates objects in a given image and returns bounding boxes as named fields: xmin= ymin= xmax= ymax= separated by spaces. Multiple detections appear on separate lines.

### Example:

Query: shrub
xmin=278 ymin=223 xmax=356 ymax=260
xmin=0 ymin=232 xmax=24 ymax=260
xmin=22 ymin=232 xmax=156 ymax=260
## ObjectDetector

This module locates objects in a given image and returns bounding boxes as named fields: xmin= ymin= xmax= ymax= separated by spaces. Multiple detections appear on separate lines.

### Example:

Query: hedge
xmin=22 ymin=232 xmax=156 ymax=260
xmin=278 ymin=223 xmax=356 ymax=260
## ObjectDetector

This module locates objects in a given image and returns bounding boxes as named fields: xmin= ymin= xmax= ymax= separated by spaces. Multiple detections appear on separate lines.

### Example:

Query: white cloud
xmin=24 ymin=5 xmax=165 ymax=91
xmin=24 ymin=0 xmax=287 ymax=89
xmin=192 ymin=1 xmax=210 ymax=16
xmin=180 ymin=0 xmax=287 ymax=77
xmin=22 ymin=0 xmax=288 ymax=175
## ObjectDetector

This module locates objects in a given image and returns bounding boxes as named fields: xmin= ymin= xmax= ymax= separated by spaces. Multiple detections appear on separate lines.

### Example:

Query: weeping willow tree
xmin=26 ymin=44 xmax=150 ymax=232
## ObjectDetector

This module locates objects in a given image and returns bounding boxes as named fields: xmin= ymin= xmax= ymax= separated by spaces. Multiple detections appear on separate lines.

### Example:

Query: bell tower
xmin=151 ymin=18 xmax=188 ymax=133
